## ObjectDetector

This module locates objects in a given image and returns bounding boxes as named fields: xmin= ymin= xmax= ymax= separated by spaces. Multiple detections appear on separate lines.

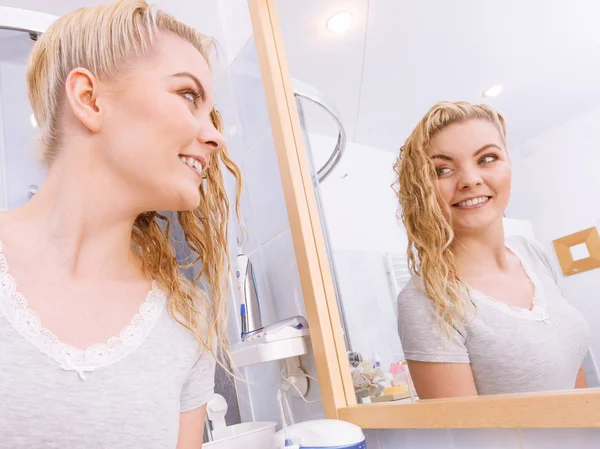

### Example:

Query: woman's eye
xmin=182 ymin=92 xmax=197 ymax=103
xmin=180 ymin=89 xmax=201 ymax=107
xmin=436 ymin=167 xmax=452 ymax=177
xmin=479 ymin=154 xmax=497 ymax=164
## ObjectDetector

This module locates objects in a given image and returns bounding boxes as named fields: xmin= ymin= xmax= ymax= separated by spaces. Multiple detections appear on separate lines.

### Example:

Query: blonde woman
xmin=0 ymin=1 xmax=241 ymax=447
xmin=394 ymin=101 xmax=590 ymax=399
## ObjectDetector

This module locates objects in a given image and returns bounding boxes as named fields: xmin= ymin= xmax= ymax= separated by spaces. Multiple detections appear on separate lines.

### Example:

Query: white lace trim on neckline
xmin=468 ymin=242 xmax=550 ymax=322
xmin=0 ymin=241 xmax=167 ymax=379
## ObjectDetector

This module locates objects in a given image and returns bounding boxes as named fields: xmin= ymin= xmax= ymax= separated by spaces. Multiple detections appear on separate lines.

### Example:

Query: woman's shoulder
xmin=397 ymin=277 xmax=437 ymax=316
xmin=505 ymin=235 xmax=559 ymax=281
xmin=161 ymin=296 xmax=216 ymax=356
xmin=506 ymin=234 xmax=552 ymax=258
xmin=398 ymin=277 xmax=425 ymax=301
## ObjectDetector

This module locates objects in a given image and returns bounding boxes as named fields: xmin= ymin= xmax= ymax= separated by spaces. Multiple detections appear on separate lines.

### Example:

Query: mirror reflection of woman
xmin=394 ymin=101 xmax=590 ymax=399
xmin=0 ymin=1 xmax=240 ymax=447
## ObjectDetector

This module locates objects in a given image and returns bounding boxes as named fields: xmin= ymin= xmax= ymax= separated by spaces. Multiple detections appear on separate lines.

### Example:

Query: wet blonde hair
xmin=26 ymin=0 xmax=243 ymax=367
xmin=393 ymin=101 xmax=507 ymax=334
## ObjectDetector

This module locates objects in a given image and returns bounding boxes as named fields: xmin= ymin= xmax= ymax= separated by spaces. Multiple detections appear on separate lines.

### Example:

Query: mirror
xmin=0 ymin=28 xmax=43 ymax=210
xmin=275 ymin=0 xmax=600 ymax=403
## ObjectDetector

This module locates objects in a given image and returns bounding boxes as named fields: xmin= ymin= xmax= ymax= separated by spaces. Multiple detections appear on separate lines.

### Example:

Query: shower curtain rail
xmin=292 ymin=80 xmax=347 ymax=182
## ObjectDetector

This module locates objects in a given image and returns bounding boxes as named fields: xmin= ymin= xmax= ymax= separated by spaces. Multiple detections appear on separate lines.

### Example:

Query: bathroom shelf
xmin=231 ymin=331 xmax=310 ymax=368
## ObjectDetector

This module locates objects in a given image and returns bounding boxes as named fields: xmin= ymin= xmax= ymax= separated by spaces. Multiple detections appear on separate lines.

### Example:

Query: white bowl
xmin=205 ymin=421 xmax=277 ymax=449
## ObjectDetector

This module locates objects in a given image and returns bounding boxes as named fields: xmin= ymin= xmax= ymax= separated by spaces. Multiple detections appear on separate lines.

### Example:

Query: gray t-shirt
xmin=397 ymin=236 xmax=591 ymax=395
xmin=0 ymin=246 xmax=216 ymax=448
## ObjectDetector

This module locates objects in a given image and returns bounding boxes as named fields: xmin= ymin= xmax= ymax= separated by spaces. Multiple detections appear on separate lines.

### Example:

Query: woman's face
xmin=96 ymin=33 xmax=224 ymax=212
xmin=428 ymin=119 xmax=511 ymax=234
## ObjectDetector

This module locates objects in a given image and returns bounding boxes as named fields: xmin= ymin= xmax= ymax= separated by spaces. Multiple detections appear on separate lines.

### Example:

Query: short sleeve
xmin=524 ymin=237 xmax=560 ymax=283
xmin=507 ymin=235 xmax=561 ymax=286
xmin=180 ymin=350 xmax=217 ymax=412
xmin=397 ymin=281 xmax=469 ymax=363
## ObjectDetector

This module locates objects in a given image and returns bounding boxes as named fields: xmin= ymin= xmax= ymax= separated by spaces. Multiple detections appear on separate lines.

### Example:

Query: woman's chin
xmin=453 ymin=214 xmax=504 ymax=234
xmin=177 ymin=191 xmax=201 ymax=211
xmin=151 ymin=188 xmax=201 ymax=212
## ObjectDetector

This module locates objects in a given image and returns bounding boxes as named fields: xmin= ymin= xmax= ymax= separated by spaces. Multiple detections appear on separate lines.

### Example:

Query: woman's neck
xmin=452 ymin=218 xmax=509 ymax=278
xmin=0 ymin=152 xmax=142 ymax=281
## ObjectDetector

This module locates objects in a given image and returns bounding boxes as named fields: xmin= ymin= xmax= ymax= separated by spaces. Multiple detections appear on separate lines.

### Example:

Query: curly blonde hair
xmin=393 ymin=101 xmax=507 ymax=334
xmin=26 ymin=0 xmax=243 ymax=367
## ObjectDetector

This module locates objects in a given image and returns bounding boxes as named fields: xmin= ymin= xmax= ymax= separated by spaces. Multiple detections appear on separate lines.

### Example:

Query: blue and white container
xmin=273 ymin=419 xmax=366 ymax=449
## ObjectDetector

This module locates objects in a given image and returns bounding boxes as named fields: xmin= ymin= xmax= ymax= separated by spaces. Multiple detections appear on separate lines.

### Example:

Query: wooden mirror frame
xmin=246 ymin=0 xmax=600 ymax=428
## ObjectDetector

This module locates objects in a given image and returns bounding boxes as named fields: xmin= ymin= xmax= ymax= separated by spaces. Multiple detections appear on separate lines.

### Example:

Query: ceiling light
xmin=483 ymin=84 xmax=503 ymax=97
xmin=326 ymin=11 xmax=353 ymax=34
xmin=30 ymin=113 xmax=37 ymax=128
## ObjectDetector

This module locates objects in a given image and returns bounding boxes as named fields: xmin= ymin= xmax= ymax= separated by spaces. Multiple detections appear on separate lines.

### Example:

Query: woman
xmin=0 ymin=1 xmax=241 ymax=447
xmin=394 ymin=101 xmax=590 ymax=399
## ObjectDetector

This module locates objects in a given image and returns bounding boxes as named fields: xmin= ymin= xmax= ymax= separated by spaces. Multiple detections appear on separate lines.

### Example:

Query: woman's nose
xmin=458 ymin=169 xmax=483 ymax=189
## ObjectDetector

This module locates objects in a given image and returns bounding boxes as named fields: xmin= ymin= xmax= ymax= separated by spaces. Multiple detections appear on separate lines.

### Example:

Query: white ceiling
xmin=277 ymin=0 xmax=600 ymax=152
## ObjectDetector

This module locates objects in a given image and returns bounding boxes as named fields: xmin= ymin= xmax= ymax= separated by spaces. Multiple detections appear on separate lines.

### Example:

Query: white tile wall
xmin=215 ymin=71 xmax=245 ymax=162
xmin=237 ymin=183 xmax=262 ymax=255
xmin=450 ymin=429 xmax=521 ymax=449
xmin=258 ymin=228 xmax=306 ymax=322
xmin=351 ymin=427 xmax=600 ymax=449
xmin=286 ymin=348 xmax=325 ymax=424
xmin=241 ymin=362 xmax=285 ymax=424
xmin=363 ymin=430 xmax=381 ymax=449
xmin=229 ymin=38 xmax=272 ymax=150
xmin=233 ymin=374 xmax=254 ymax=423
xmin=157 ymin=0 xmax=225 ymax=45
xmin=242 ymin=130 xmax=290 ymax=248
xmin=378 ymin=429 xmax=452 ymax=448
xmin=518 ymin=428 xmax=600 ymax=449
xmin=216 ymin=18 xmax=322 ymax=430
xmin=216 ymin=0 xmax=253 ymax=66
xmin=245 ymin=244 xmax=276 ymax=327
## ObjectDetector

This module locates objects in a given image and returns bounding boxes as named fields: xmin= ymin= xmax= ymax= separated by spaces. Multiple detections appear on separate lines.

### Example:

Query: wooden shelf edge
xmin=338 ymin=388 xmax=600 ymax=428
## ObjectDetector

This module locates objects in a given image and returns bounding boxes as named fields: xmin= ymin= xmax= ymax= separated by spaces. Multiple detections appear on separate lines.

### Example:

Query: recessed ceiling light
xmin=30 ymin=113 xmax=37 ymax=128
xmin=483 ymin=84 xmax=503 ymax=97
xmin=326 ymin=11 xmax=353 ymax=34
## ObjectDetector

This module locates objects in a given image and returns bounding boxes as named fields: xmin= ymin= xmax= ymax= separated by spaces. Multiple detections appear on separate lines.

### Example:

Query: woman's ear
xmin=64 ymin=68 xmax=102 ymax=133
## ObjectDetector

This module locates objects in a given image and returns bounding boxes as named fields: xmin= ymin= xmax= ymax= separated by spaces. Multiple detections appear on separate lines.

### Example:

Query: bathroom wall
xmin=216 ymin=35 xmax=326 ymax=425
xmin=215 ymin=0 xmax=254 ymax=67
xmin=307 ymin=132 xmax=404 ymax=254
xmin=507 ymin=103 xmax=600 ymax=368
xmin=363 ymin=428 xmax=600 ymax=449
